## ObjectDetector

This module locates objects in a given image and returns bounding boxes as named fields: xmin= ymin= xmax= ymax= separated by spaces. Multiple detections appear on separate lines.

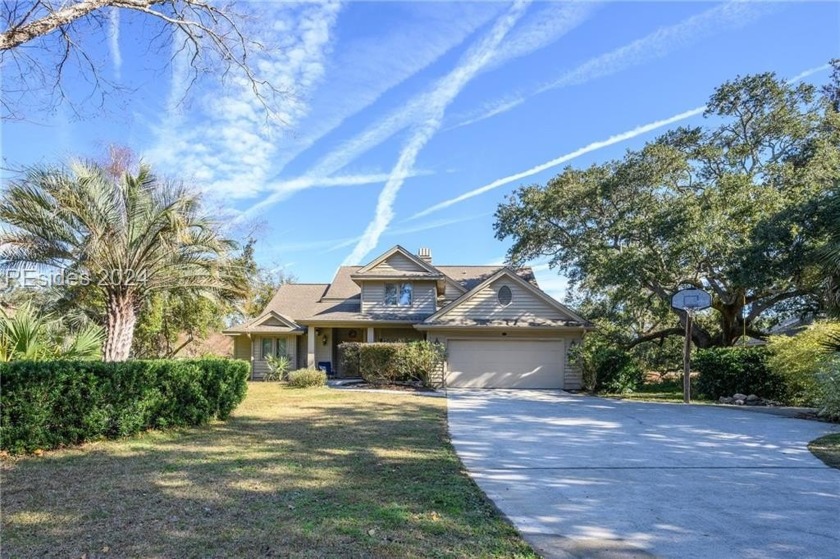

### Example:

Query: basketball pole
xmin=672 ymin=288 xmax=710 ymax=404
xmin=683 ymin=310 xmax=693 ymax=404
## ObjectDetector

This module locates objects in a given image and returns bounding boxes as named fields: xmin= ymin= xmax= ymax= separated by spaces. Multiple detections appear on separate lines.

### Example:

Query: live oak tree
xmin=496 ymin=71 xmax=840 ymax=348
xmin=0 ymin=161 xmax=239 ymax=361
xmin=1 ymin=0 xmax=282 ymax=119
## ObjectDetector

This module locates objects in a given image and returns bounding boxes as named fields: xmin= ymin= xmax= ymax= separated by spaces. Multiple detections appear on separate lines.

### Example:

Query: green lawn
xmin=809 ymin=433 xmax=840 ymax=470
xmin=601 ymin=383 xmax=710 ymax=403
xmin=601 ymin=392 xmax=712 ymax=403
xmin=1 ymin=384 xmax=536 ymax=558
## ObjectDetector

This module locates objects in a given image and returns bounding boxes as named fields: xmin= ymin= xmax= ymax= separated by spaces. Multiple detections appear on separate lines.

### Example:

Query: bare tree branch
xmin=1 ymin=0 xmax=286 ymax=121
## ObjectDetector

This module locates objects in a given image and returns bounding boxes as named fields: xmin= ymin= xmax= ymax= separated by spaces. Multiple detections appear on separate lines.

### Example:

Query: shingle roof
xmin=262 ymin=283 xmax=330 ymax=320
xmin=225 ymin=324 xmax=303 ymax=334
xmin=420 ymin=318 xmax=580 ymax=328
xmin=223 ymin=284 xmax=329 ymax=333
xmin=436 ymin=266 xmax=537 ymax=290
xmin=321 ymin=266 xmax=361 ymax=299
xmin=224 ymin=263 xmax=541 ymax=330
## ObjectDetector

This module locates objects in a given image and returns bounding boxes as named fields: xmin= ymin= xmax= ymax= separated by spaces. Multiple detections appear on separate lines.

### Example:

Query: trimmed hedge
xmin=0 ymin=358 xmax=249 ymax=454
xmin=359 ymin=343 xmax=402 ymax=384
xmin=338 ymin=341 xmax=446 ymax=387
xmin=337 ymin=342 xmax=361 ymax=377
xmin=694 ymin=347 xmax=789 ymax=402
xmin=287 ymin=368 xmax=327 ymax=388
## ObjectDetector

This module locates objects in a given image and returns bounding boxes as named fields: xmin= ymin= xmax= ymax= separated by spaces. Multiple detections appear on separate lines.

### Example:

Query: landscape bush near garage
xmin=338 ymin=341 xmax=446 ymax=387
xmin=0 ymin=358 xmax=249 ymax=454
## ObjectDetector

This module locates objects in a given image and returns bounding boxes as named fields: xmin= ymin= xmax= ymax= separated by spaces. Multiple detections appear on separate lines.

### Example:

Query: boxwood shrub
xmin=0 ymin=358 xmax=249 ymax=454
xmin=287 ymin=368 xmax=327 ymax=388
xmin=694 ymin=347 xmax=789 ymax=402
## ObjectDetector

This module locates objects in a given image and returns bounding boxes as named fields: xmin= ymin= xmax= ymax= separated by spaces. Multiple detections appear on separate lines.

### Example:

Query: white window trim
xmin=385 ymin=282 xmax=413 ymax=306
xmin=498 ymin=285 xmax=513 ymax=307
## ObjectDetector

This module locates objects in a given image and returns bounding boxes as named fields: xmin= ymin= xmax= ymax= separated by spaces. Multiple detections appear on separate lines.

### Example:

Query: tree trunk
xmin=103 ymin=292 xmax=137 ymax=362
xmin=716 ymin=302 xmax=746 ymax=346
xmin=675 ymin=310 xmax=714 ymax=348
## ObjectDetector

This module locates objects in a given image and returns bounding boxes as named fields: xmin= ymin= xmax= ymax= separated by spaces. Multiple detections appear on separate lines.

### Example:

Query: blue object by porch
xmin=317 ymin=361 xmax=332 ymax=376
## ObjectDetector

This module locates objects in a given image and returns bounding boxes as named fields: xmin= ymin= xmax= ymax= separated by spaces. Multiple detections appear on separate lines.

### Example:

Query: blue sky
xmin=2 ymin=1 xmax=838 ymax=300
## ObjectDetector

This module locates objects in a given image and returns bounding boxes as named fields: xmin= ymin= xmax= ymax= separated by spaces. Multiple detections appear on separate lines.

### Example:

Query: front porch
xmin=304 ymin=324 xmax=425 ymax=377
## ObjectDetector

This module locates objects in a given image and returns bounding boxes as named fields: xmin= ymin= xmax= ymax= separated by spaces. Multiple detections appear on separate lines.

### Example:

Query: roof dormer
xmin=351 ymin=245 xmax=446 ymax=294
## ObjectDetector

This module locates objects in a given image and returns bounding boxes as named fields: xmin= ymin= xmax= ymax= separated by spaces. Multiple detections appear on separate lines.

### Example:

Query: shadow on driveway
xmin=447 ymin=390 xmax=840 ymax=559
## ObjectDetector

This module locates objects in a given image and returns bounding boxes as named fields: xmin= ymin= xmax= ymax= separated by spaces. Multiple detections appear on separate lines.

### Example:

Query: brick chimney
xmin=417 ymin=247 xmax=432 ymax=264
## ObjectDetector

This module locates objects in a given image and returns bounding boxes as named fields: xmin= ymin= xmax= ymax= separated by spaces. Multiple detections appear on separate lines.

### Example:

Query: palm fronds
xmin=0 ymin=303 xmax=102 ymax=361
xmin=1 ymin=160 xmax=239 ymax=360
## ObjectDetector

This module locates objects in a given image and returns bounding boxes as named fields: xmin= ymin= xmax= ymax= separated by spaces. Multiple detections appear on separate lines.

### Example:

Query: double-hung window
xmin=262 ymin=337 xmax=288 ymax=359
xmin=385 ymin=282 xmax=412 ymax=306
xmin=275 ymin=338 xmax=287 ymax=357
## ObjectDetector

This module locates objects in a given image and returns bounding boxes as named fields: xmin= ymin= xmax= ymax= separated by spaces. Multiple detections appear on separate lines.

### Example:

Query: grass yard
xmin=809 ymin=433 xmax=840 ymax=470
xmin=1 ymin=383 xmax=536 ymax=558
xmin=601 ymin=385 xmax=710 ymax=403
xmin=601 ymin=391 xmax=692 ymax=402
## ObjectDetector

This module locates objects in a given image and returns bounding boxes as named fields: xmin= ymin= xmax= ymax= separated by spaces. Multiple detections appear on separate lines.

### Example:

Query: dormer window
xmin=385 ymin=282 xmax=412 ymax=306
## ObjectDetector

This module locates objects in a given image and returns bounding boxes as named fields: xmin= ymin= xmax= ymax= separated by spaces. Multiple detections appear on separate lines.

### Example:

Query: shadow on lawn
xmin=1 ymin=387 xmax=535 ymax=559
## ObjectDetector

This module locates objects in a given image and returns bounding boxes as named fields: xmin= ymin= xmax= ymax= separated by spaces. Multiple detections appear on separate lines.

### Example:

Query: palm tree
xmin=0 ymin=303 xmax=104 ymax=361
xmin=0 ymin=161 xmax=238 ymax=361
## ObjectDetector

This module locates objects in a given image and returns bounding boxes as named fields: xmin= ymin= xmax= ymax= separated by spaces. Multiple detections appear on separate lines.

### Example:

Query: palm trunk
xmin=103 ymin=292 xmax=137 ymax=362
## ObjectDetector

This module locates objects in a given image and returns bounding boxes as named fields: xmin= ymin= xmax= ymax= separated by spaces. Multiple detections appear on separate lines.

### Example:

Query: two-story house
xmin=224 ymin=245 xmax=593 ymax=389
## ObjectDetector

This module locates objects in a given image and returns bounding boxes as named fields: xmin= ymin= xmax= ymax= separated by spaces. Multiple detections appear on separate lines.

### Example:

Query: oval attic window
xmin=498 ymin=285 xmax=512 ymax=306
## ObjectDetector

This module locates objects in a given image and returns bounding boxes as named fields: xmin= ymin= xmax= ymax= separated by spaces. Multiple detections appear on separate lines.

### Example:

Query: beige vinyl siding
xmin=442 ymin=281 xmax=465 ymax=305
xmin=361 ymin=281 xmax=436 ymax=317
xmin=373 ymin=328 xmax=425 ymax=342
xmin=360 ymin=282 xmax=379 ymax=312
xmin=367 ymin=252 xmax=427 ymax=274
xmin=441 ymin=278 xmax=568 ymax=323
xmin=252 ymin=336 xmax=267 ymax=378
xmin=251 ymin=335 xmax=297 ymax=380
xmin=233 ymin=336 xmax=251 ymax=361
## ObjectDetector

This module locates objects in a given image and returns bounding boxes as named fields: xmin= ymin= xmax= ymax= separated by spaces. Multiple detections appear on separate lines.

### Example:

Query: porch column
xmin=307 ymin=326 xmax=316 ymax=368
xmin=367 ymin=327 xmax=375 ymax=343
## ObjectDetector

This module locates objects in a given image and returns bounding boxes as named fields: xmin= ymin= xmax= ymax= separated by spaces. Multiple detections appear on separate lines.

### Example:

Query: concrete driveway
xmin=447 ymin=390 xmax=840 ymax=559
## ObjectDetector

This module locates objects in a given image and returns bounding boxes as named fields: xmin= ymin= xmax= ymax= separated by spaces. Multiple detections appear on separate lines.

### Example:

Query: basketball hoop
xmin=671 ymin=288 xmax=711 ymax=404
xmin=671 ymin=288 xmax=712 ymax=314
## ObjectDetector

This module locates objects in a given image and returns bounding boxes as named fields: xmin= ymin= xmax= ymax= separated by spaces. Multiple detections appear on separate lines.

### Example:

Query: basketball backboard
xmin=671 ymin=288 xmax=711 ymax=311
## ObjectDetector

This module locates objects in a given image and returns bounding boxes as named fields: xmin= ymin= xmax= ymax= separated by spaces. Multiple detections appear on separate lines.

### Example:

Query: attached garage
xmin=446 ymin=339 xmax=565 ymax=389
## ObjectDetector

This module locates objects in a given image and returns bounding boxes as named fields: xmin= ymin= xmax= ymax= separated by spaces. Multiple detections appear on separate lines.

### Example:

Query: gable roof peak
xmin=423 ymin=266 xmax=592 ymax=327
xmin=354 ymin=245 xmax=442 ymax=276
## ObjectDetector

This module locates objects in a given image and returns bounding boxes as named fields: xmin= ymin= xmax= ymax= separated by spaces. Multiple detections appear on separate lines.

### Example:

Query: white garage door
xmin=447 ymin=339 xmax=565 ymax=388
